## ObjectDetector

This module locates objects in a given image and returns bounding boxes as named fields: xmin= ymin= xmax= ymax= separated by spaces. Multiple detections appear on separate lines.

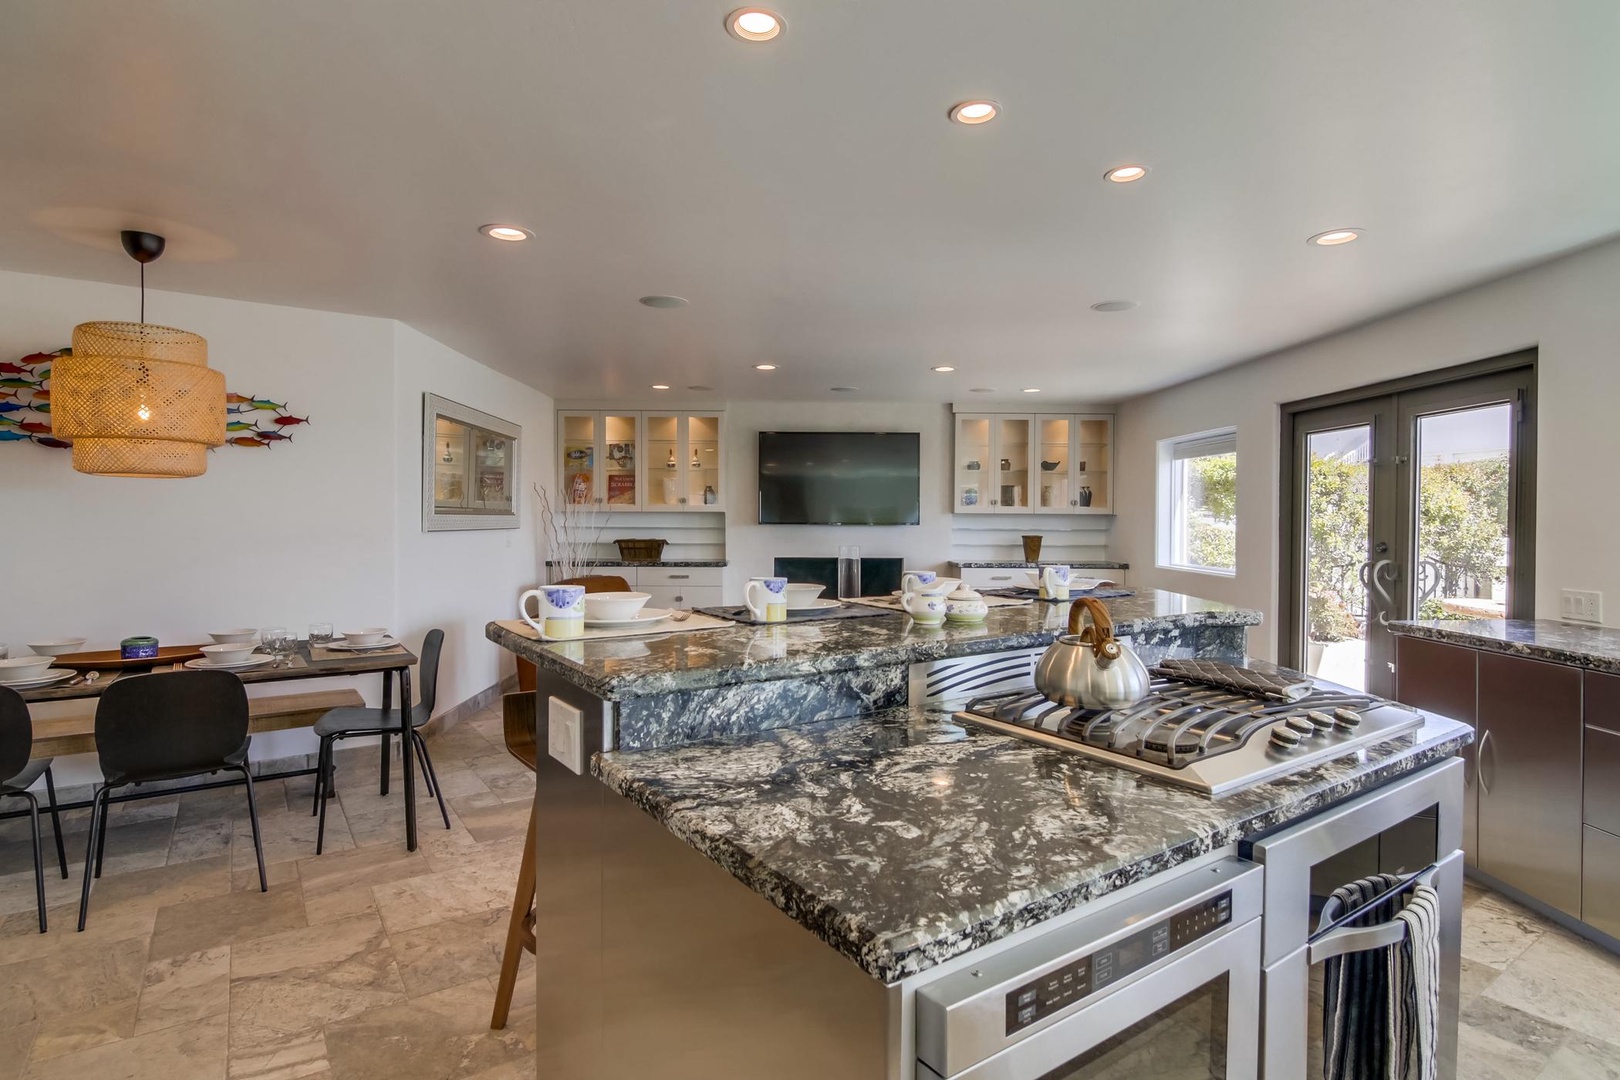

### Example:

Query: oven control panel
xmin=1004 ymin=889 xmax=1233 ymax=1034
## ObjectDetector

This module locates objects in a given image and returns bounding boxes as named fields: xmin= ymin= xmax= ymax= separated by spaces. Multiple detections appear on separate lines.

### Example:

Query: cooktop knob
xmin=1285 ymin=715 xmax=1315 ymax=736
xmin=1306 ymin=710 xmax=1337 ymax=733
xmin=1333 ymin=707 xmax=1363 ymax=731
xmin=1269 ymin=726 xmax=1303 ymax=751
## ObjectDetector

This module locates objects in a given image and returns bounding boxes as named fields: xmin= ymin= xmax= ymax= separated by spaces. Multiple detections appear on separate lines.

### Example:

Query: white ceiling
xmin=3 ymin=0 xmax=1619 ymax=404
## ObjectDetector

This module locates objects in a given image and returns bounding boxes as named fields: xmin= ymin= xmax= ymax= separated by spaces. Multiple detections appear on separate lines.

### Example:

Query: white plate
xmin=322 ymin=636 xmax=402 ymax=651
xmin=0 ymin=668 xmax=78 ymax=689
xmin=583 ymin=608 xmax=675 ymax=628
xmin=184 ymin=655 xmax=275 ymax=671
xmin=788 ymin=599 xmax=842 ymax=611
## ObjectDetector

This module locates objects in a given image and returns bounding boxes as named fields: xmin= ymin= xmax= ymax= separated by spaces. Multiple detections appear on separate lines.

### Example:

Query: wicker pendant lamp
xmin=52 ymin=231 xmax=226 ymax=477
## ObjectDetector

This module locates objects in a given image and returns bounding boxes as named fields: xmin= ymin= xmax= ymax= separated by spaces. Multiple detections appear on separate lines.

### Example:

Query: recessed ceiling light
xmin=726 ymin=7 xmax=784 ymax=41
xmin=830 ymin=386 xmax=858 ymax=393
xmin=754 ymin=363 xmax=778 ymax=371
xmin=969 ymin=387 xmax=995 ymax=393
xmin=687 ymin=384 xmax=713 ymax=392
xmin=1021 ymin=387 xmax=1041 ymax=394
xmin=651 ymin=384 xmax=670 ymax=390
xmin=639 ymin=295 xmax=689 ymax=308
xmin=478 ymin=224 xmax=532 ymax=242
xmin=931 ymin=365 xmax=956 ymax=373
xmin=1308 ymin=229 xmax=1362 ymax=246
xmin=949 ymin=100 xmax=1000 ymax=125
xmin=1103 ymin=165 xmax=1148 ymax=183
xmin=1090 ymin=300 xmax=1138 ymax=312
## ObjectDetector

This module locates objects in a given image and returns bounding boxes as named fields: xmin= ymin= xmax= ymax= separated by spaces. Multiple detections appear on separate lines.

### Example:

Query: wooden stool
xmin=491 ymin=690 xmax=538 ymax=1030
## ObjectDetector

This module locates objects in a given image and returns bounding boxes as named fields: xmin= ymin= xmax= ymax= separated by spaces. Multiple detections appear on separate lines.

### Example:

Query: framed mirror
xmin=422 ymin=393 xmax=521 ymax=531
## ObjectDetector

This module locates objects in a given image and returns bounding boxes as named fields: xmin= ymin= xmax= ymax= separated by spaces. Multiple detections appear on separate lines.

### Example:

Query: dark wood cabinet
xmin=1396 ymin=636 xmax=1479 ymax=866
xmin=1476 ymin=651 xmax=1584 ymax=916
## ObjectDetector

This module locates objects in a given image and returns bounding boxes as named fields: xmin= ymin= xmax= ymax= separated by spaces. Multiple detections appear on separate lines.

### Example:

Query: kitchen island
xmin=490 ymin=594 xmax=1470 ymax=1079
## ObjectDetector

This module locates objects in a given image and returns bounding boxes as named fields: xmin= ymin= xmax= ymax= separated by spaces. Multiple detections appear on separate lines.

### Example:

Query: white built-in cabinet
xmin=558 ymin=410 xmax=725 ymax=511
xmin=952 ymin=412 xmax=1113 ymax=514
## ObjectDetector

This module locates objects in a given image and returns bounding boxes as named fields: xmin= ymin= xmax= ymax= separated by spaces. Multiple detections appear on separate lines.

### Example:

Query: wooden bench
xmin=28 ymin=688 xmax=365 ymax=758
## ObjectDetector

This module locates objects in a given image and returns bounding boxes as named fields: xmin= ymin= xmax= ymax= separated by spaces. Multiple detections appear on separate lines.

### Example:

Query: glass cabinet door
xmin=686 ymin=414 xmax=723 ymax=509
xmin=644 ymin=414 xmax=682 ymax=509
xmin=995 ymin=417 xmax=1032 ymax=511
xmin=955 ymin=416 xmax=992 ymax=512
xmin=560 ymin=412 xmax=598 ymax=506
xmin=1076 ymin=417 xmax=1112 ymax=513
xmin=602 ymin=413 xmax=640 ymax=509
xmin=1036 ymin=415 xmax=1072 ymax=512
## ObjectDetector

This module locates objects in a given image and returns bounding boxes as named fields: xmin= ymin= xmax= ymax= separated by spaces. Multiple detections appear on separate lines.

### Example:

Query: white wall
xmin=1113 ymin=236 xmax=1620 ymax=659
xmin=0 ymin=270 xmax=552 ymax=781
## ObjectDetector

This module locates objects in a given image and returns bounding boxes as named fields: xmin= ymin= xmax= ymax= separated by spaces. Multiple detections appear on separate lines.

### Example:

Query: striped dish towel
xmin=1320 ymin=874 xmax=1441 ymax=1080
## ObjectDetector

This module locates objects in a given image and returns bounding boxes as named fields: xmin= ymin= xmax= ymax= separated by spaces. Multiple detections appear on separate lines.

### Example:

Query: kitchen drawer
xmin=1583 ymin=826 xmax=1620 ymax=940
xmin=642 ymin=586 xmax=722 ymax=611
xmin=960 ymin=567 xmax=1029 ymax=589
xmin=1586 ymin=724 xmax=1620 ymax=836
xmin=637 ymin=566 xmax=723 ymax=588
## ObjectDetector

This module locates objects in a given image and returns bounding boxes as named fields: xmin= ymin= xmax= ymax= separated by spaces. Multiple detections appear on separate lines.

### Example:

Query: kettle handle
xmin=1066 ymin=597 xmax=1122 ymax=661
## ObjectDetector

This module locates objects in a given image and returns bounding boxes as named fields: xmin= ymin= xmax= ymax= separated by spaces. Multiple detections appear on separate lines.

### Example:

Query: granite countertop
xmin=594 ymin=686 xmax=1473 ymax=983
xmin=950 ymin=561 xmax=1130 ymax=570
xmin=1390 ymin=618 xmax=1620 ymax=676
xmin=487 ymin=589 xmax=1259 ymax=700
xmin=543 ymin=560 xmax=728 ymax=568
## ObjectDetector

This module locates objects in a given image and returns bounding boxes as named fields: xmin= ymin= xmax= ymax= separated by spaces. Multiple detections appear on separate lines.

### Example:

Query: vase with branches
xmin=533 ymin=482 xmax=606 ymax=584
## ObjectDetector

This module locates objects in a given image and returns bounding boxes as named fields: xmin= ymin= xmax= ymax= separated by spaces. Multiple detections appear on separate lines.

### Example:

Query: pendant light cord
xmin=140 ymin=261 xmax=145 ymax=323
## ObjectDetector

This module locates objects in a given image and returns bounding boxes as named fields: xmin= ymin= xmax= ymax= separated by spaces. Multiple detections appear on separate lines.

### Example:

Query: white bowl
xmin=209 ymin=628 xmax=259 ymax=644
xmin=0 ymin=655 xmax=55 ymax=682
xmin=26 ymin=638 xmax=85 ymax=657
xmin=583 ymin=592 xmax=652 ymax=622
xmin=200 ymin=642 xmax=257 ymax=663
xmin=785 ymin=583 xmax=826 ymax=610
xmin=342 ymin=627 xmax=390 ymax=647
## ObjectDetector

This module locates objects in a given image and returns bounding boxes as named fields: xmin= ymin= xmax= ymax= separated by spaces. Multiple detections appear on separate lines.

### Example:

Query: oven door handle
xmin=1307 ymin=865 xmax=1438 ymax=965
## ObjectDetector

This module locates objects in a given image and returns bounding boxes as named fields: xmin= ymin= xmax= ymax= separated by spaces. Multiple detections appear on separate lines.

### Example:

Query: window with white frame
xmin=1157 ymin=429 xmax=1238 ymax=574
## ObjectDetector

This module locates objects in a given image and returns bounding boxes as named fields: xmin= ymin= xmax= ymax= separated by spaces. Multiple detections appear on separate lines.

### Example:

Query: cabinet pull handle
xmin=1477 ymin=729 xmax=1493 ymax=795
xmin=674 ymin=595 xmax=684 ymax=603
xmin=992 ymin=575 xmax=1013 ymax=581
xmin=678 ymin=497 xmax=688 ymax=505
xmin=990 ymin=500 xmax=999 ymax=506
xmin=668 ymin=574 xmax=690 ymax=580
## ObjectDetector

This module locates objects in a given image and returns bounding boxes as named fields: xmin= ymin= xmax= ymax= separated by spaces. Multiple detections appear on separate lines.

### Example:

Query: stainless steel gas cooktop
xmin=957 ymin=678 xmax=1426 ymax=795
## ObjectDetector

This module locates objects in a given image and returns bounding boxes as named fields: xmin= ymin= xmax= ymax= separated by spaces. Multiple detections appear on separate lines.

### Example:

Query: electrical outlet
xmin=1561 ymin=589 xmax=1603 ymax=625
xmin=547 ymin=697 xmax=585 ymax=774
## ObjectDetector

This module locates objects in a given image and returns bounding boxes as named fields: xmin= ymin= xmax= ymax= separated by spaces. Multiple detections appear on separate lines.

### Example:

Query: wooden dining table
xmin=13 ymin=640 xmax=426 ymax=851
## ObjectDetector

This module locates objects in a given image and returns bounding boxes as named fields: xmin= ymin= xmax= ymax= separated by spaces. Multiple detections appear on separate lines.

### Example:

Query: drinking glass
xmin=308 ymin=622 xmax=333 ymax=646
xmin=837 ymin=544 xmax=862 ymax=599
xmin=262 ymin=626 xmax=291 ymax=665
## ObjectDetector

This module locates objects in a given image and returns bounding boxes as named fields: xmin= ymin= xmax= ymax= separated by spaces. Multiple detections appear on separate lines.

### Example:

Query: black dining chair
xmin=310 ymin=628 xmax=451 ymax=854
xmin=0 ymin=685 xmax=69 ymax=933
xmin=79 ymin=669 xmax=266 ymax=930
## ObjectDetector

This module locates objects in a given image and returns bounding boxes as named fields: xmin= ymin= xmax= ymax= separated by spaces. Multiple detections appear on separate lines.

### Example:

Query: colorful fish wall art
xmin=1 ymin=349 xmax=311 ymax=455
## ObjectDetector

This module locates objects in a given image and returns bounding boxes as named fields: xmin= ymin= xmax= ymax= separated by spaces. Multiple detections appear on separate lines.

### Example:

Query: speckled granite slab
xmin=487 ymin=589 xmax=1260 ymax=700
xmin=594 ymin=701 xmax=1471 ymax=983
xmin=1390 ymin=618 xmax=1620 ymax=676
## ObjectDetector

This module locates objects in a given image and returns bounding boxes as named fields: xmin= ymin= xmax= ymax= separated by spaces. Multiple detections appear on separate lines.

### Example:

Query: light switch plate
xmin=547 ymin=697 xmax=585 ymax=775
xmin=1561 ymin=589 xmax=1603 ymax=625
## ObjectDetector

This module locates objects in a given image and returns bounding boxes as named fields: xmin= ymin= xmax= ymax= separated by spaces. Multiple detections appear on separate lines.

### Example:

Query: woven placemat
xmin=309 ymin=643 xmax=408 ymax=662
xmin=494 ymin=613 xmax=735 ymax=643
xmin=695 ymin=603 xmax=898 ymax=625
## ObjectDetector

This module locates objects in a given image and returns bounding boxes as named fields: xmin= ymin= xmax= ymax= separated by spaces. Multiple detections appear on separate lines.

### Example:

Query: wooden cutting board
xmin=54 ymin=645 xmax=208 ymax=670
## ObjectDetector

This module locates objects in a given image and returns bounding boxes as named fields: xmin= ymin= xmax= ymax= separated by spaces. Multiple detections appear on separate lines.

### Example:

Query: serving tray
xmin=53 ymin=645 xmax=208 ymax=670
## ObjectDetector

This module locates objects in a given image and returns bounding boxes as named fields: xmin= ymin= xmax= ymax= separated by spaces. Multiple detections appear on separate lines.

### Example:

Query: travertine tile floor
xmin=1 ymin=715 xmax=1617 ymax=1080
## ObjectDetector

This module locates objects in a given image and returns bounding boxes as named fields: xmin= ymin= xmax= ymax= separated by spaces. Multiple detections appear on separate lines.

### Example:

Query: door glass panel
xmin=686 ymin=415 xmax=721 ymax=507
xmin=645 ymin=414 xmax=680 ymax=508
xmin=1304 ymin=426 xmax=1372 ymax=691
xmin=957 ymin=417 xmax=990 ymax=510
xmin=1037 ymin=417 xmax=1071 ymax=509
xmin=1413 ymin=404 xmax=1513 ymax=620
xmin=603 ymin=414 xmax=638 ymax=507
xmin=1037 ymin=976 xmax=1228 ymax=1079
xmin=561 ymin=413 xmax=596 ymax=505
xmin=1078 ymin=418 xmax=1110 ymax=512
xmin=998 ymin=417 xmax=1031 ymax=510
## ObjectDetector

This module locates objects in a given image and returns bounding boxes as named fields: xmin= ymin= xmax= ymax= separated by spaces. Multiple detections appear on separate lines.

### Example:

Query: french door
xmin=1281 ymin=360 xmax=1536 ymax=698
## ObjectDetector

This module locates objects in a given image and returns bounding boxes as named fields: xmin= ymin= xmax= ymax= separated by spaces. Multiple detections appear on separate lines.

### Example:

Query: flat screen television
xmin=758 ymin=431 xmax=920 ymax=525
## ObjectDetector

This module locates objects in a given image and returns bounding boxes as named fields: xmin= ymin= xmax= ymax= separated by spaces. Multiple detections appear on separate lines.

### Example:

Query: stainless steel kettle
xmin=1034 ymin=597 xmax=1152 ymax=710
